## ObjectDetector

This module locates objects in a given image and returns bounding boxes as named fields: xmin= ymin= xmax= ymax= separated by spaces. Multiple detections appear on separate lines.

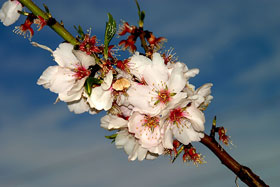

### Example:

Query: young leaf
xmin=74 ymin=25 xmax=85 ymax=40
xmin=43 ymin=4 xmax=50 ymax=14
xmin=135 ymin=0 xmax=145 ymax=27
xmin=172 ymin=145 xmax=185 ymax=163
xmin=105 ymin=133 xmax=117 ymax=143
xmin=84 ymin=77 xmax=102 ymax=95
xmin=104 ymin=13 xmax=116 ymax=59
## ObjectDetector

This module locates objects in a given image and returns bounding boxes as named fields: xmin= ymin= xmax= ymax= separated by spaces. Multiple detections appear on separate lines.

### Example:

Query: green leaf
xmin=43 ymin=4 xmax=50 ymax=14
xmin=135 ymin=0 xmax=145 ymax=27
xmin=172 ymin=145 xmax=185 ymax=163
xmin=104 ymin=13 xmax=116 ymax=59
xmin=84 ymin=77 xmax=102 ymax=95
xmin=105 ymin=133 xmax=117 ymax=143
xmin=74 ymin=25 xmax=85 ymax=40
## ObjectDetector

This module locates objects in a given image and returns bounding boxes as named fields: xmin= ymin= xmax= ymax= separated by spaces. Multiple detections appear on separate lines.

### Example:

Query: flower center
xmin=169 ymin=108 xmax=184 ymax=124
xmin=73 ymin=66 xmax=91 ymax=80
xmin=157 ymin=88 xmax=171 ymax=104
xmin=142 ymin=115 xmax=160 ymax=132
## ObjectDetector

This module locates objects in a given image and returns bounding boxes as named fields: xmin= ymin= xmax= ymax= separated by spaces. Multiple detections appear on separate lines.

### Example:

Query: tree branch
xmin=200 ymin=134 xmax=268 ymax=187
xmin=18 ymin=0 xmax=79 ymax=45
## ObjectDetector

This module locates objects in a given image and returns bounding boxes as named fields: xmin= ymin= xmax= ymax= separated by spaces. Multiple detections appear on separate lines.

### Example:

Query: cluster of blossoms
xmin=36 ymin=39 xmax=213 ymax=161
xmin=1 ymin=0 xmax=213 ymax=162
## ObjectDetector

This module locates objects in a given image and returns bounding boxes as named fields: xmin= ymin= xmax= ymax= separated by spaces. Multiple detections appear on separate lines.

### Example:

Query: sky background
xmin=0 ymin=0 xmax=279 ymax=186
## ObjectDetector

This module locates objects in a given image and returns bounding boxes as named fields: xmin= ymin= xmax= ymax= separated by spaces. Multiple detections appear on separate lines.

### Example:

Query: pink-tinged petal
xmin=53 ymin=43 xmax=78 ymax=68
xmin=120 ymin=106 xmax=132 ymax=118
xmin=37 ymin=66 xmax=59 ymax=89
xmin=185 ymin=68 xmax=199 ymax=79
xmin=101 ymin=114 xmax=128 ymax=130
xmin=139 ymin=126 xmax=161 ymax=150
xmin=127 ymin=112 xmax=145 ymax=134
xmin=89 ymin=87 xmax=113 ymax=110
xmin=163 ymin=125 xmax=173 ymax=149
xmin=168 ymin=62 xmax=187 ymax=93
xmin=128 ymin=112 xmax=162 ymax=150
xmin=185 ymin=103 xmax=205 ymax=132
xmin=67 ymin=98 xmax=89 ymax=114
xmin=0 ymin=0 xmax=22 ymax=26
xmin=101 ymin=70 xmax=113 ymax=90
xmin=73 ymin=49 xmax=95 ymax=69
xmin=128 ymin=52 xmax=151 ymax=80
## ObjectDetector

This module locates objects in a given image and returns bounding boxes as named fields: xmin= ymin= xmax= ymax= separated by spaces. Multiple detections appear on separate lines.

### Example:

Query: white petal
xmin=37 ymin=66 xmax=59 ymax=89
xmin=89 ymin=87 xmax=113 ymax=110
xmin=49 ymin=67 xmax=76 ymax=94
xmin=100 ymin=114 xmax=128 ymax=130
xmin=124 ymin=136 xmax=136 ymax=156
xmin=73 ymin=50 xmax=95 ymax=69
xmin=59 ymin=89 xmax=83 ymax=102
xmin=0 ymin=0 xmax=22 ymax=26
xmin=128 ymin=143 xmax=139 ymax=161
xmin=195 ymin=83 xmax=213 ymax=98
xmin=185 ymin=68 xmax=199 ymax=80
xmin=128 ymin=52 xmax=151 ymax=80
xmin=137 ymin=146 xmax=148 ymax=161
xmin=115 ymin=130 xmax=129 ymax=148
xmin=127 ymin=83 xmax=158 ymax=115
xmin=168 ymin=62 xmax=187 ymax=93
xmin=101 ymin=70 xmax=113 ymax=90
xmin=185 ymin=103 xmax=205 ymax=132
xmin=53 ymin=43 xmax=78 ymax=68
xmin=163 ymin=125 xmax=173 ymax=149
xmin=172 ymin=122 xmax=202 ymax=145
xmin=67 ymin=98 xmax=89 ymax=114
xmin=143 ymin=54 xmax=168 ymax=90
xmin=67 ymin=77 xmax=86 ymax=96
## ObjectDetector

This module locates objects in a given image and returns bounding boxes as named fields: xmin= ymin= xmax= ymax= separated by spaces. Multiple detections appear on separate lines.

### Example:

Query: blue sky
xmin=0 ymin=0 xmax=279 ymax=186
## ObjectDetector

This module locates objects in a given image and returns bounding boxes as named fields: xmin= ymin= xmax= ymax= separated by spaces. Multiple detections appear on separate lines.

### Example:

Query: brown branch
xmin=200 ymin=134 xmax=268 ymax=187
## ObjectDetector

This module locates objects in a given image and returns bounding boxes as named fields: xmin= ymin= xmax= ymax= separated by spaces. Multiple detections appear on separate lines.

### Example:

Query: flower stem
xmin=18 ymin=0 xmax=79 ymax=45
xmin=138 ymin=28 xmax=149 ymax=54
xmin=200 ymin=134 xmax=268 ymax=187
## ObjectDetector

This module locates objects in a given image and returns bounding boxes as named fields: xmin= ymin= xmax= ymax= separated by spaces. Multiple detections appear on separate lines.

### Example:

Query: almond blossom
xmin=162 ymin=99 xmax=206 ymax=148
xmin=37 ymin=43 xmax=95 ymax=113
xmin=127 ymin=52 xmax=188 ymax=116
xmin=0 ymin=0 xmax=22 ymax=26
xmin=100 ymin=113 xmax=159 ymax=161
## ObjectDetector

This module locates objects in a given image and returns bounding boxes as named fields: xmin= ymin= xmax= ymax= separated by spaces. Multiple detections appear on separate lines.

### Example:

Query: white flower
xmin=100 ymin=114 xmax=159 ymax=161
xmin=115 ymin=129 xmax=149 ymax=161
xmin=0 ymin=0 xmax=22 ymax=26
xmin=88 ymin=70 xmax=114 ymax=111
xmin=37 ymin=43 xmax=95 ymax=113
xmin=162 ymin=99 xmax=205 ymax=148
xmin=127 ymin=53 xmax=187 ymax=116
xmin=128 ymin=112 xmax=164 ymax=155
xmin=184 ymin=83 xmax=213 ymax=110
